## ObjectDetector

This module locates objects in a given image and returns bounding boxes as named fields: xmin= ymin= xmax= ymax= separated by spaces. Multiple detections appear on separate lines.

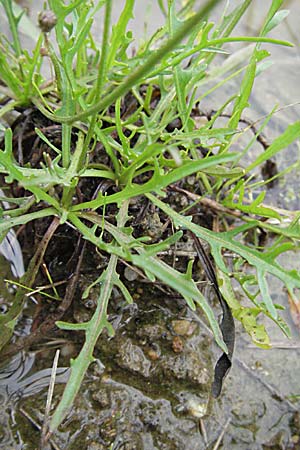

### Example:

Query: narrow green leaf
xmin=0 ymin=208 xmax=56 ymax=237
xmin=246 ymin=121 xmax=300 ymax=173
xmin=228 ymin=49 xmax=257 ymax=129
xmin=50 ymin=201 xmax=130 ymax=433
xmin=113 ymin=277 xmax=133 ymax=304
xmin=56 ymin=321 xmax=90 ymax=331
xmin=257 ymin=271 xmax=277 ymax=318
xmin=35 ymin=127 xmax=61 ymax=155
xmin=71 ymin=153 xmax=236 ymax=211
xmin=106 ymin=0 xmax=134 ymax=70
xmin=130 ymin=251 xmax=226 ymax=352
xmin=168 ymin=1 xmax=188 ymax=123
xmin=264 ymin=10 xmax=289 ymax=35
xmin=260 ymin=0 xmax=284 ymax=37
xmin=144 ymin=231 xmax=183 ymax=257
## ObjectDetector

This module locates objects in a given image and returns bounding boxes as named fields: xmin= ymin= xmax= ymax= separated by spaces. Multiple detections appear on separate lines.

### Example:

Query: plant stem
xmin=80 ymin=0 xmax=113 ymax=169
xmin=222 ymin=0 xmax=252 ymax=38
xmin=1 ymin=0 xmax=22 ymax=57
xmin=35 ymin=0 xmax=223 ymax=124
xmin=71 ymin=0 xmax=222 ymax=122
xmin=49 ymin=199 xmax=129 ymax=434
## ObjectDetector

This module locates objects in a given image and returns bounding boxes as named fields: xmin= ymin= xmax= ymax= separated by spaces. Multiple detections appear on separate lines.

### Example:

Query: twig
xmin=1 ymin=240 xmax=86 ymax=359
xmin=170 ymin=185 xmax=242 ymax=218
xmin=248 ymin=342 xmax=300 ymax=349
xmin=212 ymin=417 xmax=231 ymax=450
xmin=199 ymin=418 xmax=208 ymax=445
xmin=0 ymin=217 xmax=60 ymax=357
xmin=170 ymin=184 xmax=297 ymax=220
xmin=41 ymin=349 xmax=60 ymax=448
xmin=203 ymin=110 xmax=270 ymax=150
xmin=19 ymin=407 xmax=61 ymax=450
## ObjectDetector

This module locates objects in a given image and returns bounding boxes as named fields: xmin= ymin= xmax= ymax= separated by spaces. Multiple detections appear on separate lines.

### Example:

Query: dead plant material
xmin=189 ymin=232 xmax=235 ymax=398
xmin=1 ymin=240 xmax=85 ymax=359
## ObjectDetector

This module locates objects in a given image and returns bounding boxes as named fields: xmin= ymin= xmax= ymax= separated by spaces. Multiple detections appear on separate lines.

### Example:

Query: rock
xmin=171 ymin=319 xmax=196 ymax=336
xmin=172 ymin=335 xmax=184 ymax=353
xmin=124 ymin=266 xmax=139 ymax=281
xmin=117 ymin=338 xmax=151 ymax=377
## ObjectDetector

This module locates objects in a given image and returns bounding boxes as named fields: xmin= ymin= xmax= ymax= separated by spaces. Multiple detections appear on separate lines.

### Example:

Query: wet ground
xmin=1 ymin=1 xmax=300 ymax=449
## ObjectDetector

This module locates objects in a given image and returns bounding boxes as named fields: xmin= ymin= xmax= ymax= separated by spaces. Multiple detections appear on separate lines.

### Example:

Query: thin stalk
xmin=61 ymin=131 xmax=85 ymax=208
xmin=222 ymin=0 xmax=252 ymax=38
xmin=23 ymin=34 xmax=43 ymax=100
xmin=44 ymin=38 xmax=72 ymax=169
xmin=60 ymin=66 xmax=74 ymax=169
xmin=0 ymin=217 xmax=60 ymax=327
xmin=35 ymin=0 xmax=223 ymax=124
xmin=205 ymin=35 xmax=292 ymax=46
xmin=1 ymin=0 xmax=22 ymax=57
xmin=164 ymin=35 xmax=292 ymax=72
xmin=68 ymin=37 xmax=291 ymax=125
xmin=61 ymin=123 xmax=72 ymax=169
xmin=80 ymin=0 xmax=112 ymax=169
xmin=48 ymin=200 xmax=129 ymax=434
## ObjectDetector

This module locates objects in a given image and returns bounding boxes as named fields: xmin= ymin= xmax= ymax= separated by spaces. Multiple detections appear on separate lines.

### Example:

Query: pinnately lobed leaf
xmin=147 ymin=194 xmax=300 ymax=320
xmin=76 ymin=212 xmax=227 ymax=353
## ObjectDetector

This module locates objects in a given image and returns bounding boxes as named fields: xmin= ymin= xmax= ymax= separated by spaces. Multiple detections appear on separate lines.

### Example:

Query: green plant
xmin=0 ymin=0 xmax=299 ymax=437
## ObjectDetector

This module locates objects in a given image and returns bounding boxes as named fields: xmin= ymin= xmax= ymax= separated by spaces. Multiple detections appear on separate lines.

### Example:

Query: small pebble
xmin=60 ymin=343 xmax=76 ymax=358
xmin=92 ymin=389 xmax=110 ymax=408
xmin=124 ymin=266 xmax=138 ymax=281
xmin=186 ymin=399 xmax=208 ymax=418
xmin=147 ymin=349 xmax=160 ymax=361
xmin=193 ymin=116 xmax=208 ymax=129
xmin=187 ymin=175 xmax=196 ymax=185
xmin=172 ymin=336 xmax=184 ymax=353
xmin=172 ymin=319 xmax=196 ymax=336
